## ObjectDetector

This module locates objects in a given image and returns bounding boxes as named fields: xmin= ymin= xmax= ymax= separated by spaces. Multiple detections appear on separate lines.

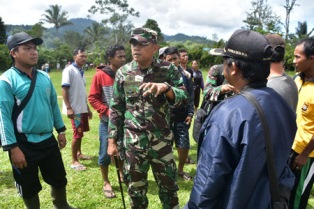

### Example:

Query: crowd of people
xmin=0 ymin=27 xmax=314 ymax=209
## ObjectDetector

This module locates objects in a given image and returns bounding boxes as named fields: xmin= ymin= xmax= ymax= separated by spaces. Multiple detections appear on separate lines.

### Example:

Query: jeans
xmin=98 ymin=121 xmax=111 ymax=166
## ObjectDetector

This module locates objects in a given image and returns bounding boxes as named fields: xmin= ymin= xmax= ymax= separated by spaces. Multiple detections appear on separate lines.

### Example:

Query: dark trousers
xmin=10 ymin=135 xmax=67 ymax=198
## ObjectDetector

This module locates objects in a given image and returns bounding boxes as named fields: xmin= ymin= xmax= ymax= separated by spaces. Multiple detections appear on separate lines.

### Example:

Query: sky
xmin=0 ymin=0 xmax=313 ymax=41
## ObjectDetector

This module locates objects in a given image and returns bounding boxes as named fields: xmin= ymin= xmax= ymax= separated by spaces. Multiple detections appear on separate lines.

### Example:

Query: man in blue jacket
xmin=0 ymin=32 xmax=76 ymax=209
xmin=184 ymin=29 xmax=296 ymax=209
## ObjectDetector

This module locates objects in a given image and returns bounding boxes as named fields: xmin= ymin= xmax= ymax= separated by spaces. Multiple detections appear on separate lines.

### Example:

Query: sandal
xmin=178 ymin=172 xmax=193 ymax=181
xmin=70 ymin=164 xmax=86 ymax=171
xmin=103 ymin=189 xmax=116 ymax=199
xmin=103 ymin=183 xmax=116 ymax=198
xmin=186 ymin=157 xmax=195 ymax=164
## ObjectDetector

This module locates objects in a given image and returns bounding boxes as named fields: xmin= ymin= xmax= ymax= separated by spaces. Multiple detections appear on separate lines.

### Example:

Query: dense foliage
xmin=1 ymin=0 xmax=313 ymax=72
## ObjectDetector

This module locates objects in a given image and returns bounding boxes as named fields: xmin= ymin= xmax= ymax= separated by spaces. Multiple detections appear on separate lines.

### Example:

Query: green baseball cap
xmin=129 ymin=27 xmax=158 ymax=44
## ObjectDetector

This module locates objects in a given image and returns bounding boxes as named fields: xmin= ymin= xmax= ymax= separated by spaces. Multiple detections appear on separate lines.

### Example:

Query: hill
xmin=164 ymin=33 xmax=213 ymax=44
xmin=5 ymin=18 xmax=213 ymax=44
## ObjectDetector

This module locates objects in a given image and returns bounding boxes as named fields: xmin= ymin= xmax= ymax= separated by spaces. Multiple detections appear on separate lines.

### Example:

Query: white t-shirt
xmin=61 ymin=64 xmax=88 ymax=114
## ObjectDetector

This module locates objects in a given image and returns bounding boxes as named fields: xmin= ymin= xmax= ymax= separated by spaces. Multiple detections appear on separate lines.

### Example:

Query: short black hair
xmin=178 ymin=48 xmax=187 ymax=53
xmin=296 ymin=37 xmax=314 ymax=59
xmin=105 ymin=45 xmax=125 ymax=61
xmin=164 ymin=47 xmax=179 ymax=56
xmin=73 ymin=48 xmax=85 ymax=56
xmin=226 ymin=58 xmax=270 ymax=83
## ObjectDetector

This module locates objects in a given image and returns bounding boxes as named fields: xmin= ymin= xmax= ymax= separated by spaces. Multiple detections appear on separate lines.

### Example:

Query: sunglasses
xmin=132 ymin=28 xmax=157 ymax=37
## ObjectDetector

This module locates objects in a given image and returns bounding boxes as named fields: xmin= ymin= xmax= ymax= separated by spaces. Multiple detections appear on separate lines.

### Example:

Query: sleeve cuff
xmin=3 ymin=143 xmax=18 ymax=151
xmin=56 ymin=126 xmax=66 ymax=134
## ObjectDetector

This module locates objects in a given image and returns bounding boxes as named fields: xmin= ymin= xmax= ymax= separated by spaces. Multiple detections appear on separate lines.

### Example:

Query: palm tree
xmin=84 ymin=22 xmax=107 ymax=44
xmin=41 ymin=4 xmax=72 ymax=36
xmin=295 ymin=21 xmax=314 ymax=39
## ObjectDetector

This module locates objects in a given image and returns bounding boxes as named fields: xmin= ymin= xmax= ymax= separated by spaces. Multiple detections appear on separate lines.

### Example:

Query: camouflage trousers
xmin=123 ymin=137 xmax=179 ymax=209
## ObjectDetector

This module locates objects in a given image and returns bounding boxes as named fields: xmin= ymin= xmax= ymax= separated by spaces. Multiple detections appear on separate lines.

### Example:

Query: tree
xmin=0 ymin=17 xmax=7 ymax=44
xmin=41 ymin=4 xmax=73 ymax=35
xmin=283 ymin=0 xmax=298 ymax=41
xmin=63 ymin=31 xmax=89 ymax=49
xmin=0 ymin=44 xmax=11 ymax=71
xmin=28 ymin=22 xmax=45 ymax=38
xmin=88 ymin=0 xmax=139 ymax=45
xmin=295 ymin=21 xmax=314 ymax=39
xmin=243 ymin=0 xmax=282 ymax=34
xmin=84 ymin=22 xmax=108 ymax=44
xmin=143 ymin=19 xmax=164 ymax=43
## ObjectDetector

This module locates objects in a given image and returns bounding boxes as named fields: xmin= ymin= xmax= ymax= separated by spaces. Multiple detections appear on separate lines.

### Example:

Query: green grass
xmin=1 ymin=69 xmax=314 ymax=209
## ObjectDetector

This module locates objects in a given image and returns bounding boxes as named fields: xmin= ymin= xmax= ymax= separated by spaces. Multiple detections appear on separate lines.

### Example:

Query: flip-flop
xmin=70 ymin=164 xmax=86 ymax=171
xmin=77 ymin=155 xmax=92 ymax=160
xmin=178 ymin=172 xmax=193 ymax=181
xmin=103 ymin=187 xmax=116 ymax=198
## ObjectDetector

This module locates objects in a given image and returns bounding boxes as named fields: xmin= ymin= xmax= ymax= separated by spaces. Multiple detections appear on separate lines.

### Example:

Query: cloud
xmin=0 ymin=0 xmax=313 ymax=40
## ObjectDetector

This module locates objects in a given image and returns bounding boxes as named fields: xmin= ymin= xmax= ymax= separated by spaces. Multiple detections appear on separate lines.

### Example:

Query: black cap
xmin=7 ymin=32 xmax=43 ymax=51
xmin=210 ymin=29 xmax=273 ymax=62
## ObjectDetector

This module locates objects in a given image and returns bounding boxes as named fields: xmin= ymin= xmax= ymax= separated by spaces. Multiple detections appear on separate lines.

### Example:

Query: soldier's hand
xmin=140 ymin=82 xmax=168 ymax=97
xmin=10 ymin=147 xmax=27 ymax=169
xmin=108 ymin=138 xmax=118 ymax=157
xmin=221 ymin=84 xmax=235 ymax=94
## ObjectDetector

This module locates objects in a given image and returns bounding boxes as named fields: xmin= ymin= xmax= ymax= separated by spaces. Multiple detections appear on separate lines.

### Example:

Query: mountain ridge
xmin=5 ymin=18 xmax=212 ymax=44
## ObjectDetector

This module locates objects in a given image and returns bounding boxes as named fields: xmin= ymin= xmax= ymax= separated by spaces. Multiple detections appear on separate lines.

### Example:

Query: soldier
xmin=107 ymin=27 xmax=188 ymax=209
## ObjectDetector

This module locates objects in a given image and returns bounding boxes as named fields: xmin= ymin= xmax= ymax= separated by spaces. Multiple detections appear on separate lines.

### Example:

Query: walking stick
xmin=114 ymin=155 xmax=126 ymax=209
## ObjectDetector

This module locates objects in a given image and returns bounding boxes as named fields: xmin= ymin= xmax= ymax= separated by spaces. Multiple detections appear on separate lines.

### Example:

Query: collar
xmin=12 ymin=66 xmax=36 ymax=79
xmin=72 ymin=62 xmax=83 ymax=70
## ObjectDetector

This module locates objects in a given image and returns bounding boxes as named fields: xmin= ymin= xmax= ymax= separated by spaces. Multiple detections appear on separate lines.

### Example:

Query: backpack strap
xmin=12 ymin=69 xmax=38 ymax=137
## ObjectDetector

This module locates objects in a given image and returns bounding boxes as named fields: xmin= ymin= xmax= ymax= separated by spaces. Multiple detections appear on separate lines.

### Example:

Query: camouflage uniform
xmin=203 ymin=64 xmax=233 ymax=102
xmin=108 ymin=59 xmax=188 ymax=209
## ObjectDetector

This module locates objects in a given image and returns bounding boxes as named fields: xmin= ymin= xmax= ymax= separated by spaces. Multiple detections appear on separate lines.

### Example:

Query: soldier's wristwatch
xmin=163 ymin=82 xmax=172 ymax=94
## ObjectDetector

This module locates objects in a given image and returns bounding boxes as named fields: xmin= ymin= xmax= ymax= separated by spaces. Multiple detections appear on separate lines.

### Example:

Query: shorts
xmin=98 ymin=121 xmax=111 ymax=166
xmin=11 ymin=135 xmax=67 ymax=198
xmin=170 ymin=121 xmax=190 ymax=149
xmin=70 ymin=113 xmax=90 ymax=139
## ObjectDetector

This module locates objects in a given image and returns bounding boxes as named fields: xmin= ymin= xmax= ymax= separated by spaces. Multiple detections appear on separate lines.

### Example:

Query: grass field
xmin=0 ymin=69 xmax=314 ymax=209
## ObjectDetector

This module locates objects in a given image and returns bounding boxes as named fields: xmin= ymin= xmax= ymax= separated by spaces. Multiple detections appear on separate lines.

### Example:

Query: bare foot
xmin=77 ymin=154 xmax=92 ymax=160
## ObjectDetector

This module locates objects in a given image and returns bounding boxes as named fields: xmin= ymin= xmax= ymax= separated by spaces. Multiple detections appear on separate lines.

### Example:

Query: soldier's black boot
xmin=51 ymin=187 xmax=78 ymax=209
xmin=23 ymin=194 xmax=40 ymax=209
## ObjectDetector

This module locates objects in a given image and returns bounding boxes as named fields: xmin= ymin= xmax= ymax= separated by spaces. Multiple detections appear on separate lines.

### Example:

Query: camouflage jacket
xmin=108 ymin=59 xmax=188 ymax=144
xmin=203 ymin=64 xmax=233 ymax=102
